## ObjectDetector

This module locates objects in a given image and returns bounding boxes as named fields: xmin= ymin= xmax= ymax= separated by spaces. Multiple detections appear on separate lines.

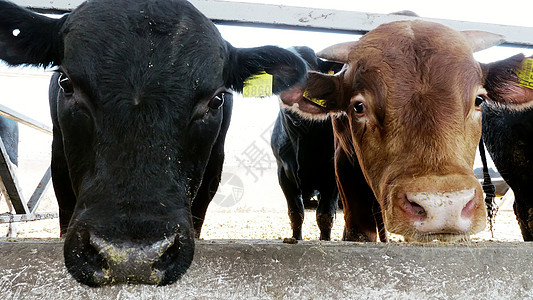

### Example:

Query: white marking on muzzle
xmin=405 ymin=188 xmax=476 ymax=233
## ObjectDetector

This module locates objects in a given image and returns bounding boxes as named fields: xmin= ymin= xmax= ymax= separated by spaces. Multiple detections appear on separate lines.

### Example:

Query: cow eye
xmin=354 ymin=101 xmax=366 ymax=114
xmin=209 ymin=93 xmax=225 ymax=110
xmin=58 ymin=73 xmax=74 ymax=96
xmin=475 ymin=95 xmax=485 ymax=107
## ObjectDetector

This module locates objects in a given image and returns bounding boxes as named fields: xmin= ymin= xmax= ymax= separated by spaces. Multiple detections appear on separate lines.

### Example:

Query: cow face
xmin=0 ymin=0 xmax=305 ymax=286
xmin=281 ymin=20 xmax=504 ymax=242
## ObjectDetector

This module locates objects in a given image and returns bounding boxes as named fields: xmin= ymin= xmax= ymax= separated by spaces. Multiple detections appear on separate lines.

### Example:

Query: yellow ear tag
xmin=303 ymin=90 xmax=327 ymax=108
xmin=516 ymin=58 xmax=533 ymax=90
xmin=243 ymin=71 xmax=273 ymax=97
xmin=328 ymin=70 xmax=335 ymax=75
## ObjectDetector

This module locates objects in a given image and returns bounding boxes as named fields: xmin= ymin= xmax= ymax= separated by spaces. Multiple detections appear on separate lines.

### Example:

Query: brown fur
xmin=281 ymin=20 xmax=489 ymax=242
xmin=346 ymin=21 xmax=486 ymax=241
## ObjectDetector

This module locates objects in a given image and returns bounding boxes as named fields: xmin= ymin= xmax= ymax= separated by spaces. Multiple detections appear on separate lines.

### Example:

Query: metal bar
xmin=0 ymin=138 xmax=28 ymax=214
xmin=0 ymin=176 xmax=14 ymax=212
xmin=191 ymin=0 xmax=533 ymax=48
xmin=12 ymin=0 xmax=77 ymax=12
xmin=0 ymin=212 xmax=58 ymax=223
xmin=0 ymin=104 xmax=52 ymax=136
xmin=26 ymin=166 xmax=52 ymax=214
xmin=11 ymin=0 xmax=533 ymax=48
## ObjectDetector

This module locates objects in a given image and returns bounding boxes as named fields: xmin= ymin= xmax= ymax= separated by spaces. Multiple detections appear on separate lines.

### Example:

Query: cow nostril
xmin=461 ymin=197 xmax=477 ymax=218
xmin=411 ymin=201 xmax=426 ymax=215
xmin=153 ymin=240 xmax=179 ymax=268
xmin=86 ymin=239 xmax=110 ymax=272
xmin=152 ymin=236 xmax=190 ymax=286
xmin=402 ymin=195 xmax=427 ymax=219
xmin=63 ymin=231 xmax=110 ymax=287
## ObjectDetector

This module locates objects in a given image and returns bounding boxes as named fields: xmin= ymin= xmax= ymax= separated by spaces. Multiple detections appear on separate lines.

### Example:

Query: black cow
xmin=0 ymin=0 xmax=306 ymax=286
xmin=0 ymin=116 xmax=18 ymax=237
xmin=271 ymin=46 xmax=342 ymax=240
xmin=0 ymin=116 xmax=18 ymax=166
xmin=481 ymin=54 xmax=533 ymax=241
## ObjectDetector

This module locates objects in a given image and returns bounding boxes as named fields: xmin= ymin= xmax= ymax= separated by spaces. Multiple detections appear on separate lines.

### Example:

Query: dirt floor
xmin=0 ymin=168 xmax=523 ymax=242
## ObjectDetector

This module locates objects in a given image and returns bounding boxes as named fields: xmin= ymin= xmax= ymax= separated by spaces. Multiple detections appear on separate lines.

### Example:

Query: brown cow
xmin=280 ymin=20 xmax=507 ymax=242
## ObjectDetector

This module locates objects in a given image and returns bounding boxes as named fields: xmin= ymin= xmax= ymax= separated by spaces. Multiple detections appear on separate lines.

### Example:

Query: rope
xmin=479 ymin=137 xmax=497 ymax=237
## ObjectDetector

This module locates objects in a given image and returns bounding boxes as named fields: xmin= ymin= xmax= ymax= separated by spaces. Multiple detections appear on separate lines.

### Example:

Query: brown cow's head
xmin=281 ymin=20 xmax=505 ymax=242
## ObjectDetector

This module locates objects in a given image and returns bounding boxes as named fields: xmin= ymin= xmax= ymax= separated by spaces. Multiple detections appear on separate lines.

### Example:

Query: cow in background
xmin=280 ymin=20 xmax=515 ymax=242
xmin=481 ymin=54 xmax=533 ymax=241
xmin=271 ymin=46 xmax=342 ymax=240
xmin=0 ymin=0 xmax=306 ymax=286
xmin=0 ymin=116 xmax=18 ymax=166
xmin=0 ymin=116 xmax=18 ymax=237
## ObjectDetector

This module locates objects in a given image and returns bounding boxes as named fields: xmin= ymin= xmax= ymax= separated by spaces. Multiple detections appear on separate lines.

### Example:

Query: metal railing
xmin=0 ymin=103 xmax=56 ymax=223
xmin=11 ymin=0 xmax=533 ymax=48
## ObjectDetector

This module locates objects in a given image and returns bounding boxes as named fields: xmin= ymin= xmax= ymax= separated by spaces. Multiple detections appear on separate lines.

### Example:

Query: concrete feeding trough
xmin=1 ymin=239 xmax=532 ymax=299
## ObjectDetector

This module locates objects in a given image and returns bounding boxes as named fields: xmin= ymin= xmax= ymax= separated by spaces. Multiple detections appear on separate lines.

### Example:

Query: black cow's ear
xmin=484 ymin=54 xmax=533 ymax=108
xmin=279 ymin=71 xmax=345 ymax=118
xmin=0 ymin=1 xmax=66 ymax=67
xmin=227 ymin=45 xmax=307 ymax=94
xmin=287 ymin=45 xmax=344 ymax=74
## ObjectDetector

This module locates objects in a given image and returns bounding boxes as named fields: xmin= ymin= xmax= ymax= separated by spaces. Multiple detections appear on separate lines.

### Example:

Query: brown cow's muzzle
xmin=386 ymin=174 xmax=486 ymax=242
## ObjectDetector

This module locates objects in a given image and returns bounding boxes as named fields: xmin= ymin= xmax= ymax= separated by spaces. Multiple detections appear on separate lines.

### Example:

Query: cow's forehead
xmin=352 ymin=20 xmax=474 ymax=59
xmin=347 ymin=20 xmax=482 ymax=101
xmin=60 ymin=0 xmax=228 ymax=99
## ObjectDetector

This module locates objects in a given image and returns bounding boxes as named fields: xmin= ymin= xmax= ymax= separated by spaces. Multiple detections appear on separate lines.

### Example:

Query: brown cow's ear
xmin=316 ymin=41 xmax=358 ymax=64
xmin=484 ymin=54 xmax=533 ymax=108
xmin=461 ymin=31 xmax=505 ymax=52
xmin=279 ymin=71 xmax=344 ymax=118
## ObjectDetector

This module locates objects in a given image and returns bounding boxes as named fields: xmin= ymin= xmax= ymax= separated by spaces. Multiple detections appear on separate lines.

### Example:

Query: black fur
xmin=271 ymin=46 xmax=342 ymax=240
xmin=0 ymin=116 xmax=18 ymax=166
xmin=0 ymin=1 xmax=66 ymax=66
xmin=482 ymin=105 xmax=533 ymax=240
xmin=482 ymin=54 xmax=533 ymax=241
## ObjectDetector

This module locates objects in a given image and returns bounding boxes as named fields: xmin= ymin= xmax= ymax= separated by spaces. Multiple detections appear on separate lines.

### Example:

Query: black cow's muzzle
xmin=89 ymin=234 xmax=175 ymax=285
xmin=63 ymin=228 xmax=194 ymax=286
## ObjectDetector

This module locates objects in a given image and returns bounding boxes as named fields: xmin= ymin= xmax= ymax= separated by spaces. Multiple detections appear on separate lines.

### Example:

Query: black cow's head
xmin=0 ymin=0 xmax=306 ymax=286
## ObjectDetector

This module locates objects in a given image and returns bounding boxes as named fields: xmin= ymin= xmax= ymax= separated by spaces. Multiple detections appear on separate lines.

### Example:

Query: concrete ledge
xmin=1 ymin=239 xmax=532 ymax=299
